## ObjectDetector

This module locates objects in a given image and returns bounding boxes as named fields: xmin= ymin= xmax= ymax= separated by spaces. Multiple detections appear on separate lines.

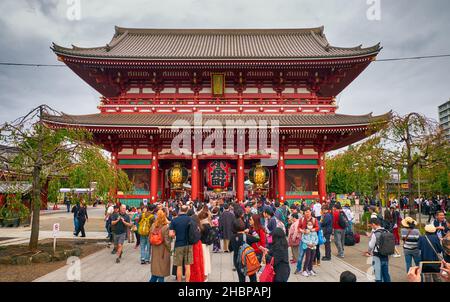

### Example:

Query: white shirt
xmin=312 ymin=203 xmax=322 ymax=217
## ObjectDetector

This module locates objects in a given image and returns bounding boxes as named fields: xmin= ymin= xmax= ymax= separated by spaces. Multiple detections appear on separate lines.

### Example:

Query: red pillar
xmin=199 ymin=162 xmax=204 ymax=201
xmin=191 ymin=155 xmax=199 ymax=201
xmin=278 ymin=151 xmax=286 ymax=203
xmin=150 ymin=151 xmax=159 ymax=203
xmin=318 ymin=152 xmax=327 ymax=203
xmin=237 ymin=154 xmax=245 ymax=202
xmin=160 ymin=168 xmax=165 ymax=201
xmin=111 ymin=149 xmax=119 ymax=202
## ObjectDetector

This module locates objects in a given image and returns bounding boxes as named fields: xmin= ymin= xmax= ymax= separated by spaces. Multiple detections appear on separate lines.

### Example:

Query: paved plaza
xmin=1 ymin=206 xmax=411 ymax=282
xmin=34 ymin=240 xmax=371 ymax=282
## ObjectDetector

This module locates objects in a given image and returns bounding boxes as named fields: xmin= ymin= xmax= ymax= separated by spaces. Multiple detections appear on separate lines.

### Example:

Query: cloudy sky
xmin=0 ymin=0 xmax=449 ymax=124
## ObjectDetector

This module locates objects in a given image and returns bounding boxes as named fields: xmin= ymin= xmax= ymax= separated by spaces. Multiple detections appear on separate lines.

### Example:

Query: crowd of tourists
xmin=68 ymin=193 xmax=450 ymax=283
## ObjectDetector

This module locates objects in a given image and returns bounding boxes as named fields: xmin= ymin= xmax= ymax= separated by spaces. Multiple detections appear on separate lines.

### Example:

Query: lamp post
xmin=417 ymin=160 xmax=422 ymax=228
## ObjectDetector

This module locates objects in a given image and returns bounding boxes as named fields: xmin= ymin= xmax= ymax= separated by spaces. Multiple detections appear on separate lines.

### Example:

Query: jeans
xmin=149 ymin=275 xmax=165 ymax=282
xmin=373 ymin=255 xmax=391 ymax=282
xmin=334 ymin=229 xmax=345 ymax=257
xmin=73 ymin=217 xmax=79 ymax=234
xmin=324 ymin=233 xmax=331 ymax=259
xmin=304 ymin=248 xmax=315 ymax=272
xmin=75 ymin=219 xmax=86 ymax=237
xmin=140 ymin=236 xmax=151 ymax=261
xmin=404 ymin=249 xmax=421 ymax=273
xmin=296 ymin=245 xmax=306 ymax=271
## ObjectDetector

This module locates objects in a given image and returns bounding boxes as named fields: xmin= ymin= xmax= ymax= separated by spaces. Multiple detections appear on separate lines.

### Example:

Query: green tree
xmin=0 ymin=105 xmax=89 ymax=251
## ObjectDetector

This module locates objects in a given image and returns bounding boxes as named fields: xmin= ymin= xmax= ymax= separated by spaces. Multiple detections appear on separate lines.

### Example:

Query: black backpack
xmin=344 ymin=231 xmax=355 ymax=246
xmin=338 ymin=211 xmax=349 ymax=229
xmin=187 ymin=219 xmax=201 ymax=245
xmin=374 ymin=229 xmax=395 ymax=256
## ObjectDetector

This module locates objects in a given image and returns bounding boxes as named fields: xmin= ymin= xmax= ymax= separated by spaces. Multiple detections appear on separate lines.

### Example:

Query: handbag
xmin=259 ymin=258 xmax=275 ymax=282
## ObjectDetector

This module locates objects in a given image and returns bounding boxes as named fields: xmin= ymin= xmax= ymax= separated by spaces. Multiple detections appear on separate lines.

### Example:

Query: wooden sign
xmin=211 ymin=73 xmax=225 ymax=96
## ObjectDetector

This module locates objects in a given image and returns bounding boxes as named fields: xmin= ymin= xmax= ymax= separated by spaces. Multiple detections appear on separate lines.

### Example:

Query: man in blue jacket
xmin=320 ymin=205 xmax=333 ymax=261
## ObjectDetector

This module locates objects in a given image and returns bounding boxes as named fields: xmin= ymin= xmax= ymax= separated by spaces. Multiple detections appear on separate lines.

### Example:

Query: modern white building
xmin=438 ymin=99 xmax=450 ymax=140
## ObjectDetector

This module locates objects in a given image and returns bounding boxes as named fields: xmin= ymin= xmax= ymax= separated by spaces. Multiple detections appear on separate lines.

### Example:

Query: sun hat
xmin=424 ymin=224 xmax=437 ymax=233
xmin=401 ymin=217 xmax=417 ymax=228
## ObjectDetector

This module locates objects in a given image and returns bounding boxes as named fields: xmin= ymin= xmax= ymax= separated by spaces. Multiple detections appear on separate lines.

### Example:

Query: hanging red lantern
xmin=206 ymin=160 xmax=231 ymax=192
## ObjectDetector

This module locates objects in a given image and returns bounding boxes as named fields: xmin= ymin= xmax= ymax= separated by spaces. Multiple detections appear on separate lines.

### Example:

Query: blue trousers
xmin=73 ymin=217 xmax=79 ymax=233
xmin=373 ymin=256 xmax=391 ymax=282
xmin=140 ymin=236 xmax=151 ymax=261
xmin=296 ymin=246 xmax=306 ymax=271
xmin=404 ymin=250 xmax=421 ymax=273
xmin=149 ymin=275 xmax=165 ymax=282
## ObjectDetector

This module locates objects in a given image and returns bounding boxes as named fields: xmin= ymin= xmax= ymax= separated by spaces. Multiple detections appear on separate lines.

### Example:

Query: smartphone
xmin=420 ymin=261 xmax=442 ymax=274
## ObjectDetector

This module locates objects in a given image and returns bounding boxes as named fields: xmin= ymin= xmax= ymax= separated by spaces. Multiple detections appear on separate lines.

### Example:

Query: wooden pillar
xmin=199 ymin=162 xmax=204 ymax=201
xmin=150 ymin=151 xmax=159 ymax=203
xmin=111 ymin=149 xmax=119 ymax=201
xmin=278 ymin=151 xmax=286 ymax=203
xmin=191 ymin=155 xmax=199 ymax=201
xmin=237 ymin=154 xmax=245 ymax=202
xmin=160 ymin=168 xmax=165 ymax=201
xmin=318 ymin=151 xmax=327 ymax=203
xmin=41 ymin=179 xmax=49 ymax=210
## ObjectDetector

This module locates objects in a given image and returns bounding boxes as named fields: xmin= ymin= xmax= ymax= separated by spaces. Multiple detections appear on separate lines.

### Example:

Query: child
xmin=301 ymin=221 xmax=318 ymax=277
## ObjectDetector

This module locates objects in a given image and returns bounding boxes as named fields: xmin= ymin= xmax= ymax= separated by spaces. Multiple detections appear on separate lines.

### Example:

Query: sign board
xmin=53 ymin=223 xmax=60 ymax=238
xmin=143 ymin=199 xmax=148 ymax=206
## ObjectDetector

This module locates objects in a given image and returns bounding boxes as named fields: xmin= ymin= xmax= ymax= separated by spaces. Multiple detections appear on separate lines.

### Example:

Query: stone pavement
xmin=34 ymin=242 xmax=372 ymax=282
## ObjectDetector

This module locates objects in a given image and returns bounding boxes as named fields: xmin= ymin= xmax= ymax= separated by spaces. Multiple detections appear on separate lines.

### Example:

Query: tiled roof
xmin=42 ymin=112 xmax=390 ymax=129
xmin=0 ymin=181 xmax=32 ymax=194
xmin=52 ymin=26 xmax=381 ymax=60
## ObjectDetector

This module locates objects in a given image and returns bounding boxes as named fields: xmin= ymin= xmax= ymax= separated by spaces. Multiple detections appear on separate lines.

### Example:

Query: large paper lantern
xmin=206 ymin=160 xmax=231 ymax=192
xmin=248 ymin=163 xmax=269 ymax=190
xmin=168 ymin=162 xmax=188 ymax=190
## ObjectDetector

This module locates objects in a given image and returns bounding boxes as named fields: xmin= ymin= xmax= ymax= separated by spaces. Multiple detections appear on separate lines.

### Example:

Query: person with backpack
xmin=249 ymin=214 xmax=267 ymax=263
xmin=138 ymin=206 xmax=154 ymax=264
xmin=231 ymin=218 xmax=260 ymax=282
xmin=332 ymin=203 xmax=347 ymax=258
xmin=401 ymin=217 xmax=421 ymax=273
xmin=418 ymin=224 xmax=443 ymax=262
xmin=169 ymin=205 xmax=194 ymax=282
xmin=149 ymin=209 xmax=171 ymax=282
xmin=198 ymin=207 xmax=213 ymax=281
xmin=132 ymin=207 xmax=142 ymax=249
xmin=261 ymin=227 xmax=290 ymax=282
xmin=368 ymin=218 xmax=393 ymax=282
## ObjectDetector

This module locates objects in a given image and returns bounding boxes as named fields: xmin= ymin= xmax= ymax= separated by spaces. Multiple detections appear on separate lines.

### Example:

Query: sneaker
xmin=294 ymin=270 xmax=301 ymax=275
xmin=321 ymin=257 xmax=331 ymax=261
xmin=309 ymin=270 xmax=317 ymax=276
xmin=145 ymin=260 xmax=150 ymax=264
xmin=316 ymin=261 xmax=321 ymax=266
xmin=302 ymin=271 xmax=309 ymax=277
xmin=141 ymin=260 xmax=146 ymax=265
xmin=116 ymin=258 xmax=120 ymax=263
xmin=111 ymin=249 xmax=117 ymax=254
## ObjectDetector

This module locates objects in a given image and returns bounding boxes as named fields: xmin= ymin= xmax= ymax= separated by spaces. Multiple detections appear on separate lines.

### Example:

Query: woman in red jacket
xmin=249 ymin=214 xmax=266 ymax=262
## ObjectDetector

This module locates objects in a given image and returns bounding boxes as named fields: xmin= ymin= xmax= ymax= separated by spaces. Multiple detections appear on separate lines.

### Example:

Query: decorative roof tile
xmin=42 ymin=112 xmax=390 ymax=129
xmin=52 ymin=26 xmax=381 ymax=60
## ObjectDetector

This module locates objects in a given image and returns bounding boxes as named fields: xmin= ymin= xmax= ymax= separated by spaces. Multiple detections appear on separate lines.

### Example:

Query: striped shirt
xmin=401 ymin=228 xmax=420 ymax=250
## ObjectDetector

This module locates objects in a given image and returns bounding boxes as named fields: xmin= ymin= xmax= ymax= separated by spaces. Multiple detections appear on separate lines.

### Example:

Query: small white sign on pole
xmin=53 ymin=223 xmax=60 ymax=253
